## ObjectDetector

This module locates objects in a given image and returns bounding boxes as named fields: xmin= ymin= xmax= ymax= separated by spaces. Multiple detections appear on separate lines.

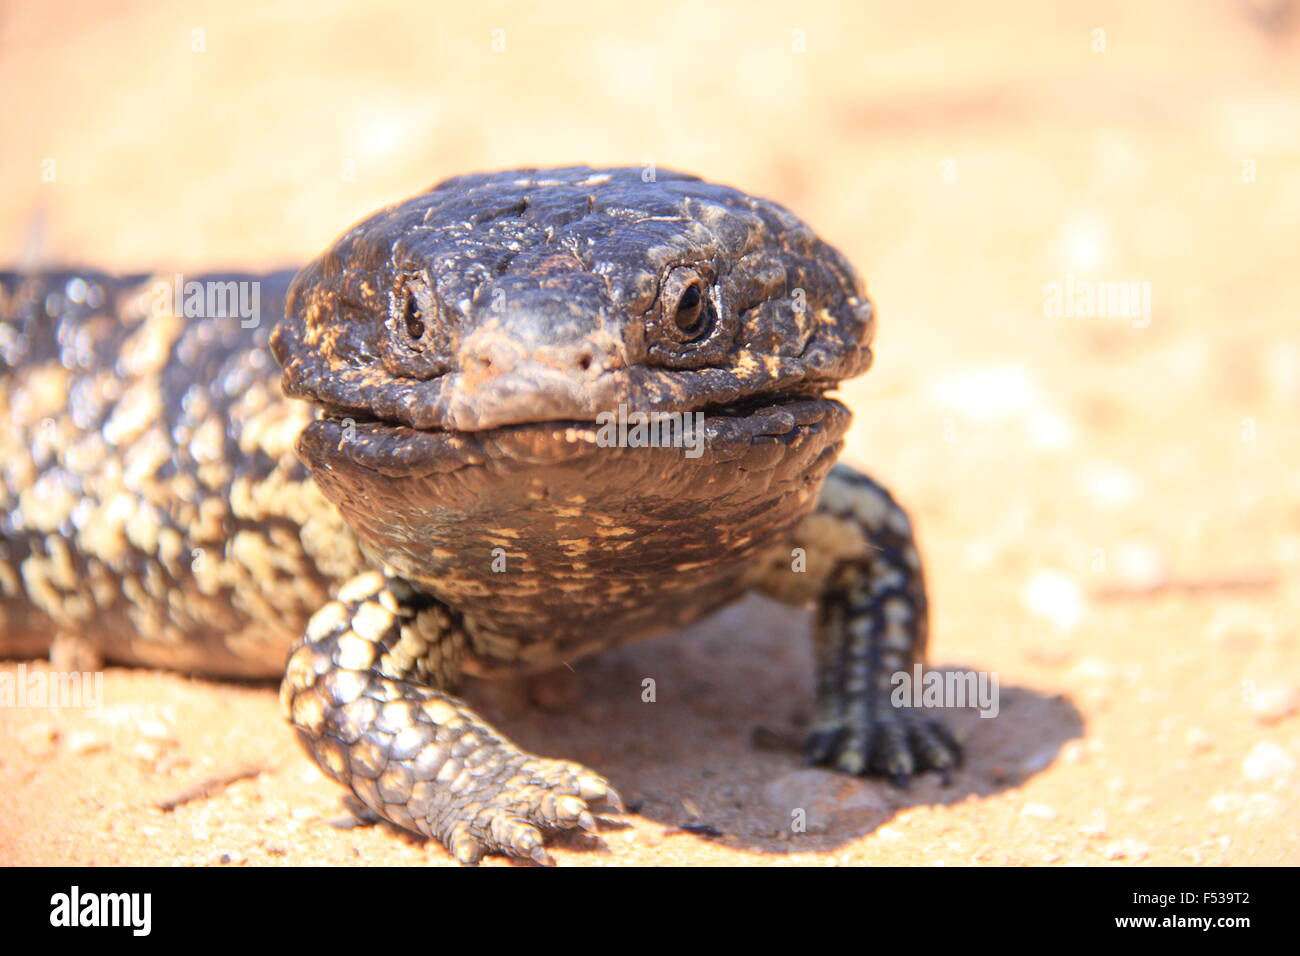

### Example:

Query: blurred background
xmin=1 ymin=1 xmax=1297 ymax=865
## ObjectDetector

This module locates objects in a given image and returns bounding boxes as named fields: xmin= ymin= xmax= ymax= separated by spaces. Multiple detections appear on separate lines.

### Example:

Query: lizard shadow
xmin=467 ymin=594 xmax=1085 ymax=860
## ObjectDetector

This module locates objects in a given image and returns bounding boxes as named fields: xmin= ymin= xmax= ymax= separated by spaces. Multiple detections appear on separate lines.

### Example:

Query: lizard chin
xmin=293 ymin=395 xmax=851 ymax=650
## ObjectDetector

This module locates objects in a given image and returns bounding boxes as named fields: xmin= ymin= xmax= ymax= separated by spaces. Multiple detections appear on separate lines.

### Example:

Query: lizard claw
xmin=808 ymin=707 xmax=961 ymax=786
xmin=443 ymin=757 xmax=621 ymax=864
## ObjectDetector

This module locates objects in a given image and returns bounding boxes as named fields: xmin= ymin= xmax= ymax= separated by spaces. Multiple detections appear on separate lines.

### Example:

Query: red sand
xmin=1 ymin=0 xmax=1296 ymax=866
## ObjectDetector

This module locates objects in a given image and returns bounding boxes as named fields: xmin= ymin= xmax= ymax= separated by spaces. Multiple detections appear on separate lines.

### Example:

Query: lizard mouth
xmin=316 ymin=387 xmax=819 ymax=432
xmin=301 ymin=390 xmax=847 ymax=479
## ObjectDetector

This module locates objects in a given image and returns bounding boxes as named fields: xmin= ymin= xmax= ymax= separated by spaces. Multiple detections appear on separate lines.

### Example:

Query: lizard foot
xmin=444 ymin=757 xmax=623 ymax=865
xmin=284 ymin=571 xmax=622 ymax=865
xmin=806 ymin=706 xmax=962 ymax=786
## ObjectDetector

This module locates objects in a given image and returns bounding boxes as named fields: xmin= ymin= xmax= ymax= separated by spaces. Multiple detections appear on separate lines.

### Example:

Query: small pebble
xmin=1208 ymin=792 xmax=1280 ymax=824
xmin=131 ymin=740 xmax=163 ymax=764
xmin=1080 ymin=810 xmax=1107 ymax=837
xmin=1022 ymin=570 xmax=1085 ymax=633
xmin=1247 ymin=683 xmax=1298 ymax=725
xmin=64 ymin=729 xmax=108 ymax=755
xmin=17 ymin=722 xmax=59 ymax=758
xmin=1124 ymin=796 xmax=1155 ymax=814
xmin=1103 ymin=839 xmax=1149 ymax=861
xmin=1111 ymin=541 xmax=1166 ymax=589
xmin=137 ymin=718 xmax=173 ymax=741
xmin=1070 ymin=657 xmax=1114 ymax=681
xmin=1241 ymin=742 xmax=1295 ymax=783
xmin=1021 ymin=802 xmax=1058 ymax=821
xmin=765 ymin=769 xmax=890 ymax=831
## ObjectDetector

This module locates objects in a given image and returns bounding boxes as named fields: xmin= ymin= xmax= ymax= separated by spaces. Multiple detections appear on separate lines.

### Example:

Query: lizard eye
xmin=673 ymin=284 xmax=707 ymax=338
xmin=651 ymin=266 xmax=716 ymax=343
xmin=404 ymin=294 xmax=426 ymax=341
xmin=382 ymin=277 xmax=453 ymax=378
xmin=645 ymin=264 xmax=733 ymax=369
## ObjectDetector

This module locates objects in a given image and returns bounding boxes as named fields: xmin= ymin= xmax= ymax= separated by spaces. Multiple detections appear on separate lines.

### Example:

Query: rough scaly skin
xmin=755 ymin=465 xmax=960 ymax=783
xmin=281 ymin=570 xmax=621 ymax=864
xmin=1 ymin=166 xmax=960 ymax=863
xmin=0 ymin=269 xmax=363 ymax=677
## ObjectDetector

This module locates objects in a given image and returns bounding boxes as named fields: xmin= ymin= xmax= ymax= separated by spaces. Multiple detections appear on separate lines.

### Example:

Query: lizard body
xmin=1 ymin=167 xmax=958 ymax=863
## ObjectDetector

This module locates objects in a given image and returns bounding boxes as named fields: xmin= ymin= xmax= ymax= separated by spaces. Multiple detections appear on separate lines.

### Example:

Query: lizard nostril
xmin=577 ymin=352 xmax=593 ymax=372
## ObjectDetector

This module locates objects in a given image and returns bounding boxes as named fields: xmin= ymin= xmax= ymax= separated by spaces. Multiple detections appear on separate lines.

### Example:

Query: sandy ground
xmin=1 ymin=0 xmax=1298 ymax=866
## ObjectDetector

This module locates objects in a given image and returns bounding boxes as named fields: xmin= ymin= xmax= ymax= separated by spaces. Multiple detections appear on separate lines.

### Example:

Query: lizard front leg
xmin=756 ymin=463 xmax=961 ymax=784
xmin=280 ymin=571 xmax=621 ymax=864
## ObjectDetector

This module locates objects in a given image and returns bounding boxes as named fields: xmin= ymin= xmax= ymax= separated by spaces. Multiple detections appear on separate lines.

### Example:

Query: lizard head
xmin=271 ymin=168 xmax=872 ymax=623
xmin=272 ymin=166 xmax=873 ymax=438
